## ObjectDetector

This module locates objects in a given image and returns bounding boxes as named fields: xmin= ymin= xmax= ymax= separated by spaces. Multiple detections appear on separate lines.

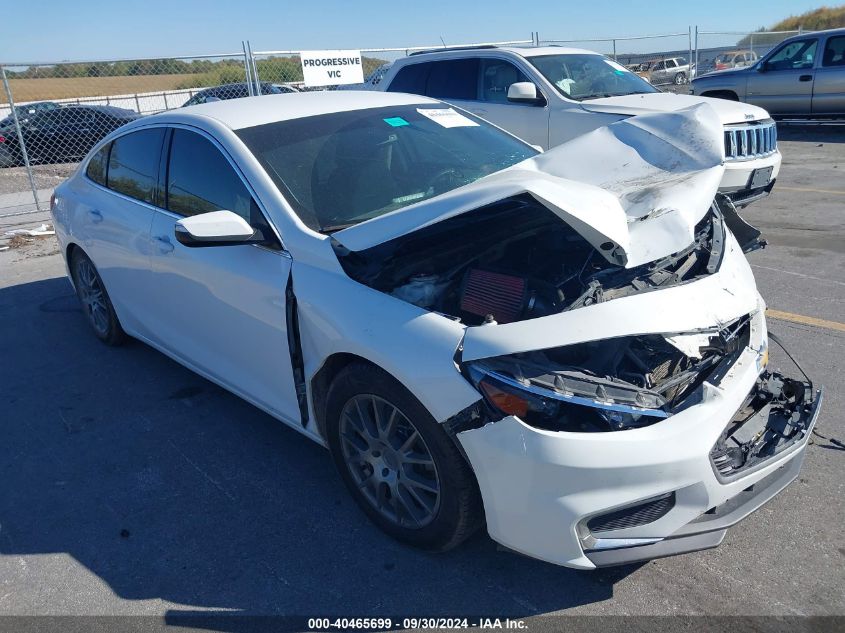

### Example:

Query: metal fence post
xmin=247 ymin=41 xmax=260 ymax=95
xmin=242 ymin=42 xmax=255 ymax=96
xmin=1 ymin=65 xmax=42 ymax=213
xmin=688 ymin=26 xmax=692 ymax=80
xmin=612 ymin=39 xmax=617 ymax=60
xmin=694 ymin=26 xmax=699 ymax=78
xmin=749 ymin=32 xmax=754 ymax=58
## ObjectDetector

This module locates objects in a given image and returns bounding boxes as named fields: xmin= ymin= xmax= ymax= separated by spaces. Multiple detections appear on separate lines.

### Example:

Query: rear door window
xmin=823 ymin=36 xmax=845 ymax=66
xmin=425 ymin=59 xmax=479 ymax=100
xmin=106 ymin=128 xmax=165 ymax=205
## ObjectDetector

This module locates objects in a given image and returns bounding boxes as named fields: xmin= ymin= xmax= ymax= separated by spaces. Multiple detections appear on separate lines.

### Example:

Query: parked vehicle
xmin=51 ymin=91 xmax=821 ymax=569
xmin=182 ymin=82 xmax=297 ymax=106
xmin=0 ymin=105 xmax=139 ymax=167
xmin=714 ymin=50 xmax=758 ymax=70
xmin=691 ymin=28 xmax=845 ymax=118
xmin=0 ymin=101 xmax=60 ymax=128
xmin=647 ymin=57 xmax=692 ymax=85
xmin=379 ymin=46 xmax=781 ymax=206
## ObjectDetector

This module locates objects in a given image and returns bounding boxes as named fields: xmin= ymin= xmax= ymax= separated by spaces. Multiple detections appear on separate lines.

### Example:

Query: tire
xmin=674 ymin=72 xmax=687 ymax=85
xmin=70 ymin=249 xmax=126 ymax=346
xmin=326 ymin=362 xmax=483 ymax=552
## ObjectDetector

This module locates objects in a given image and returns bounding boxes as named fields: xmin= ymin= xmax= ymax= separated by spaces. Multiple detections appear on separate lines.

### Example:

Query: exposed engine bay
xmin=710 ymin=370 xmax=819 ymax=479
xmin=333 ymin=194 xmax=731 ymax=326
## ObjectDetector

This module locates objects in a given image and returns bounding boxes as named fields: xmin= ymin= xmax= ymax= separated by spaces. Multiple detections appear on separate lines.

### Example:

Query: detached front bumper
xmin=457 ymin=332 xmax=821 ymax=570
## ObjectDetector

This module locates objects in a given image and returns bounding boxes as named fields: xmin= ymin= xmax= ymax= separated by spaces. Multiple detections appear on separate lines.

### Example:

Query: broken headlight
xmin=465 ymin=364 xmax=669 ymax=433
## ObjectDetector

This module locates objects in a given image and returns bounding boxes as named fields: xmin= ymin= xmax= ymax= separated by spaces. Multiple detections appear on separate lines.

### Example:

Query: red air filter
xmin=460 ymin=269 xmax=527 ymax=324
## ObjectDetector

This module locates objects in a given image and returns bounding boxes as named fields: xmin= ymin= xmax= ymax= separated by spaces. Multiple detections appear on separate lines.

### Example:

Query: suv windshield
xmin=527 ymin=54 xmax=658 ymax=101
xmin=236 ymin=104 xmax=537 ymax=233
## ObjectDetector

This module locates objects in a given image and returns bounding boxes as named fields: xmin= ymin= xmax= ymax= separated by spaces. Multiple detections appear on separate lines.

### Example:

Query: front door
xmin=147 ymin=127 xmax=301 ymax=424
xmin=747 ymin=37 xmax=819 ymax=115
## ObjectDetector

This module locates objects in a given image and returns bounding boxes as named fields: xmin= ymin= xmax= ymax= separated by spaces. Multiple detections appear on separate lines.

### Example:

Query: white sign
xmin=300 ymin=50 xmax=364 ymax=87
xmin=416 ymin=108 xmax=479 ymax=128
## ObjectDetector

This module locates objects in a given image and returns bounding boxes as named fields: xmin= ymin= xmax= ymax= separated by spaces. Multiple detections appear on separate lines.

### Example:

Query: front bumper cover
xmin=585 ymin=386 xmax=822 ymax=567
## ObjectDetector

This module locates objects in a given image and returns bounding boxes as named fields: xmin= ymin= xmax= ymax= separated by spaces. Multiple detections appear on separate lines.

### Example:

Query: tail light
xmin=0 ymin=135 xmax=6 ymax=143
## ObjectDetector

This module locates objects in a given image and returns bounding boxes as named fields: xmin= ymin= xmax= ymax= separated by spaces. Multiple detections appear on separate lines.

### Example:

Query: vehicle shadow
xmin=0 ymin=276 xmax=641 ymax=626
xmin=776 ymin=122 xmax=845 ymax=144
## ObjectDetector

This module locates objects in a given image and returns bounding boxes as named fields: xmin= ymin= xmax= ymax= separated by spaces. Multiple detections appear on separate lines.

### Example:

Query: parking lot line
xmin=766 ymin=308 xmax=845 ymax=333
xmin=777 ymin=186 xmax=845 ymax=196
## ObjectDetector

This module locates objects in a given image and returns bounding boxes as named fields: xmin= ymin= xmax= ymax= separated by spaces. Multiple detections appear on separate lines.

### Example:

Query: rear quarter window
xmin=85 ymin=142 xmax=111 ymax=186
xmin=387 ymin=63 xmax=431 ymax=94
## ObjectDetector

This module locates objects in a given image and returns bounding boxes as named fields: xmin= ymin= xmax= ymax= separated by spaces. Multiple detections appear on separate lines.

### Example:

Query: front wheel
xmin=326 ymin=363 xmax=483 ymax=551
xmin=674 ymin=72 xmax=688 ymax=85
xmin=71 ymin=249 xmax=126 ymax=346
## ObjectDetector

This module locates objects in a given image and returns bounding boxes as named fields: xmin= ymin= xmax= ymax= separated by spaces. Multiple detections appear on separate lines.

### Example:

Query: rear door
xmin=813 ymin=34 xmax=845 ymax=116
xmin=747 ymin=37 xmax=819 ymax=115
xmin=74 ymin=127 xmax=165 ymax=336
xmin=147 ymin=127 xmax=301 ymax=424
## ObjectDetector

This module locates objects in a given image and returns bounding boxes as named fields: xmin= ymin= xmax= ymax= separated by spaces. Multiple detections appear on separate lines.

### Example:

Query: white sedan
xmin=50 ymin=91 xmax=821 ymax=569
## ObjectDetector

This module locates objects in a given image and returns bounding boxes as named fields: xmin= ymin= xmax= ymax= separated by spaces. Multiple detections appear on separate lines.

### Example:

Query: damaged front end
xmin=710 ymin=367 xmax=822 ymax=480
xmin=462 ymin=315 xmax=753 ymax=433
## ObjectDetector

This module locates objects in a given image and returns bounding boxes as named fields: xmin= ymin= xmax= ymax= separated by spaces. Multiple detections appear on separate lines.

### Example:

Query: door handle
xmin=799 ymin=74 xmax=813 ymax=82
xmin=153 ymin=235 xmax=174 ymax=254
xmin=88 ymin=209 xmax=103 ymax=223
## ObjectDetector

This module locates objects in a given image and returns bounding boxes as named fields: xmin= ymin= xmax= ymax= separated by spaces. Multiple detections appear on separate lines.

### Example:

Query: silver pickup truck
xmin=691 ymin=28 xmax=845 ymax=118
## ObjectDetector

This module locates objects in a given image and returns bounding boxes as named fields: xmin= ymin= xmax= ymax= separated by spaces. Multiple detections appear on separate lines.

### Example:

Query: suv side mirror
xmin=175 ymin=210 xmax=265 ymax=247
xmin=507 ymin=82 xmax=544 ymax=105
xmin=757 ymin=62 xmax=768 ymax=72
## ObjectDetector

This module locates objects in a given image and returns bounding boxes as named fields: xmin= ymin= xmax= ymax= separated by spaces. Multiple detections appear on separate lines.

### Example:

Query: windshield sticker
xmin=416 ymin=108 xmax=479 ymax=128
xmin=383 ymin=116 xmax=409 ymax=127
xmin=604 ymin=59 xmax=630 ymax=74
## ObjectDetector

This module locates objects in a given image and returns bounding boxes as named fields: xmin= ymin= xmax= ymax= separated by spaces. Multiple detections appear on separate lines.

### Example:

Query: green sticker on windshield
xmin=383 ymin=116 xmax=409 ymax=127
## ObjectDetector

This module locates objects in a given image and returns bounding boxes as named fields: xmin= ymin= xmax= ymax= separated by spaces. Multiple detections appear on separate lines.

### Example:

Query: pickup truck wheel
xmin=71 ymin=250 xmax=126 ymax=346
xmin=326 ymin=362 xmax=483 ymax=552
xmin=674 ymin=72 xmax=687 ymax=85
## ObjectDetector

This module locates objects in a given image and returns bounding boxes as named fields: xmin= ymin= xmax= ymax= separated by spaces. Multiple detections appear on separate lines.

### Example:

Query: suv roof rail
xmin=409 ymin=44 xmax=499 ymax=56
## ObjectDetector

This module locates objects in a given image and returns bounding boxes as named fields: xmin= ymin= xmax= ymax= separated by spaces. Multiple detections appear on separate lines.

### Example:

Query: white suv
xmin=379 ymin=46 xmax=782 ymax=206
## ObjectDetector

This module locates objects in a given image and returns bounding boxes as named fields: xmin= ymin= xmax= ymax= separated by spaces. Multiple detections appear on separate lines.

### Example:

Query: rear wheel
xmin=70 ymin=250 xmax=126 ymax=346
xmin=326 ymin=363 xmax=483 ymax=551
xmin=674 ymin=72 xmax=687 ymax=85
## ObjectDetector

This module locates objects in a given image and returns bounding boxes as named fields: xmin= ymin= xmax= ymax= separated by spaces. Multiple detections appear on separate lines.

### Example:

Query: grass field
xmin=1 ymin=74 xmax=196 ymax=103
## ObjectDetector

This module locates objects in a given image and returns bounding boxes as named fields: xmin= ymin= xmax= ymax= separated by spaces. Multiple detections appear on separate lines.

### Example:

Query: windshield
xmin=527 ymin=54 xmax=659 ymax=101
xmin=236 ymin=104 xmax=537 ymax=233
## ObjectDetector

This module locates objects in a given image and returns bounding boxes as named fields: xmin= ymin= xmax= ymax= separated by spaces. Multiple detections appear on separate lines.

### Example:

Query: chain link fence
xmin=0 ymin=28 xmax=817 ymax=219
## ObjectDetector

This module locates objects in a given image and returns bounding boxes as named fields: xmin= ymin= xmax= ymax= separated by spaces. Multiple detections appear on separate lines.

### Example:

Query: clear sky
xmin=3 ymin=0 xmax=823 ymax=63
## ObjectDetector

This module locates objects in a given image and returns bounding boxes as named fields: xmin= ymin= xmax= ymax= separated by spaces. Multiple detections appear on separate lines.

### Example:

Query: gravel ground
xmin=0 ymin=123 xmax=843 ymax=630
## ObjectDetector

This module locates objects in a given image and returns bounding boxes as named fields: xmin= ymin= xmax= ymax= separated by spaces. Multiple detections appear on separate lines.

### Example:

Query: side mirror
xmin=756 ymin=62 xmax=767 ymax=72
xmin=507 ymin=82 xmax=544 ymax=105
xmin=174 ymin=210 xmax=264 ymax=247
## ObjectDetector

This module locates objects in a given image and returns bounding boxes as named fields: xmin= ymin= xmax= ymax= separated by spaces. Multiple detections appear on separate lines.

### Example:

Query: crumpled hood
xmin=334 ymin=103 xmax=725 ymax=269
xmin=579 ymin=92 xmax=768 ymax=125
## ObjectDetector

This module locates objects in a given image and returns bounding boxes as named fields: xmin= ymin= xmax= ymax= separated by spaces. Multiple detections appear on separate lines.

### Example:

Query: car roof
xmin=402 ymin=45 xmax=602 ymax=60
xmin=148 ymin=90 xmax=440 ymax=130
xmin=61 ymin=104 xmax=138 ymax=117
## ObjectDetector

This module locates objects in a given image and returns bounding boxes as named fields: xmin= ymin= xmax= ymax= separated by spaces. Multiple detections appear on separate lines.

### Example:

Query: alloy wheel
xmin=76 ymin=258 xmax=109 ymax=335
xmin=339 ymin=394 xmax=442 ymax=528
